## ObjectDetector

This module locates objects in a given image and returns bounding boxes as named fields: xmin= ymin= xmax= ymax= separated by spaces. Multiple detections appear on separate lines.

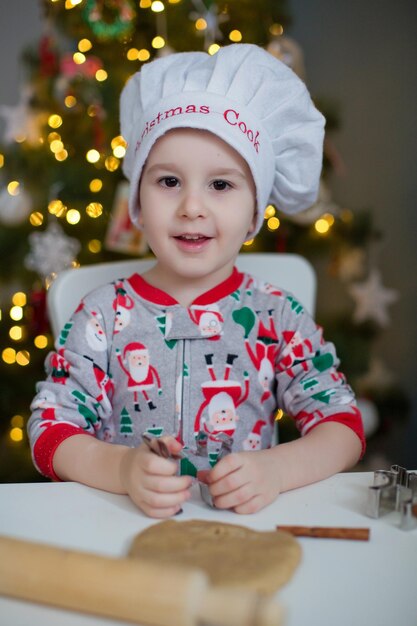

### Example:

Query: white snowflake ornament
xmin=25 ymin=221 xmax=81 ymax=280
xmin=0 ymin=85 xmax=46 ymax=146
xmin=0 ymin=185 xmax=32 ymax=225
xmin=348 ymin=269 xmax=399 ymax=327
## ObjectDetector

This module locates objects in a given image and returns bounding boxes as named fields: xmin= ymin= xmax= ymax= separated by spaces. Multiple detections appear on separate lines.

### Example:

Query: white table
xmin=0 ymin=472 xmax=416 ymax=626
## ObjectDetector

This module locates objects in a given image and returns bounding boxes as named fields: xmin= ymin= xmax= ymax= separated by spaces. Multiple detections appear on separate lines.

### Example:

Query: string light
xmin=9 ymin=427 xmax=23 ymax=443
xmin=86 ymin=202 xmax=103 ymax=218
xmin=138 ymin=49 xmax=151 ymax=62
xmin=66 ymin=209 xmax=81 ymax=225
xmin=86 ymin=149 xmax=100 ymax=163
xmin=34 ymin=335 xmax=49 ymax=349
xmin=89 ymin=178 xmax=103 ymax=192
xmin=16 ymin=350 xmax=30 ymax=366
xmin=2 ymin=348 xmax=16 ymax=364
xmin=140 ymin=0 xmax=152 ymax=7
xmin=105 ymin=156 xmax=120 ymax=171
xmin=127 ymin=48 xmax=139 ymax=61
xmin=65 ymin=0 xmax=82 ymax=9
xmin=12 ymin=292 xmax=26 ymax=306
xmin=0 ymin=153 xmax=4 ymax=168
xmin=7 ymin=181 xmax=20 ymax=196
xmin=151 ymin=1 xmax=165 ymax=12
xmin=267 ymin=216 xmax=280 ymax=231
xmin=48 ymin=199 xmax=67 ymax=217
xmin=48 ymin=114 xmax=63 ymax=128
xmin=208 ymin=44 xmax=220 ymax=55
xmin=111 ymin=135 xmax=127 ymax=158
xmin=29 ymin=212 xmax=44 ymax=226
xmin=10 ymin=306 xmax=23 ymax=321
xmin=229 ymin=30 xmax=242 ymax=42
xmin=314 ymin=218 xmax=330 ymax=234
xmin=195 ymin=18 xmax=207 ymax=31
xmin=78 ymin=38 xmax=92 ymax=52
xmin=95 ymin=69 xmax=108 ymax=82
xmin=152 ymin=36 xmax=165 ymax=49
xmin=264 ymin=205 xmax=276 ymax=219
xmin=88 ymin=239 xmax=102 ymax=253
xmin=9 ymin=326 xmax=23 ymax=341
xmin=73 ymin=52 xmax=86 ymax=65
xmin=269 ymin=23 xmax=284 ymax=36
xmin=65 ymin=95 xmax=77 ymax=108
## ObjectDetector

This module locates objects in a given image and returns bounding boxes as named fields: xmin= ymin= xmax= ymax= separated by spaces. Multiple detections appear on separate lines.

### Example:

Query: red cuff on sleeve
xmin=303 ymin=409 xmax=366 ymax=458
xmin=33 ymin=423 xmax=93 ymax=481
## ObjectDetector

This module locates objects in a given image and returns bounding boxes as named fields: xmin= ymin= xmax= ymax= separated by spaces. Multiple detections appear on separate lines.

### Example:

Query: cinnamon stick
xmin=277 ymin=525 xmax=370 ymax=541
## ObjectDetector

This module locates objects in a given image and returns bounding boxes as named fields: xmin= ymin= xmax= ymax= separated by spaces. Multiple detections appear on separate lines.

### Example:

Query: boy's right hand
xmin=119 ymin=436 xmax=192 ymax=518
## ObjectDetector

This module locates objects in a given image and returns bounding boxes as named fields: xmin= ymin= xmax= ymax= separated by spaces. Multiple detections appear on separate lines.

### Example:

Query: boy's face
xmin=138 ymin=128 xmax=256 ymax=293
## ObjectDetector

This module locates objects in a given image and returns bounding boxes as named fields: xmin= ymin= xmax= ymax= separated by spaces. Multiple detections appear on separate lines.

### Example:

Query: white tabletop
xmin=0 ymin=472 xmax=416 ymax=626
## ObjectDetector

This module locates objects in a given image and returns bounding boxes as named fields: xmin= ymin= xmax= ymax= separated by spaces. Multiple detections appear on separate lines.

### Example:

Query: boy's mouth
xmin=174 ymin=234 xmax=212 ymax=242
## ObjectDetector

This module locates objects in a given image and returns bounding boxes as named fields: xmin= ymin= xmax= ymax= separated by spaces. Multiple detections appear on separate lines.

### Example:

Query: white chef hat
xmin=120 ymin=43 xmax=325 ymax=239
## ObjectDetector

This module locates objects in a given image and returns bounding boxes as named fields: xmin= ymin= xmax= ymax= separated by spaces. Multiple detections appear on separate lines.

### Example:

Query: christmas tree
xmin=0 ymin=0 xmax=407 ymax=481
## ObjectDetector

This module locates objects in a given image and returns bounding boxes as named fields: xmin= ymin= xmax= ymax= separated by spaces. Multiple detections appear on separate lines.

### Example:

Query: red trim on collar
xmin=128 ymin=267 xmax=244 ymax=306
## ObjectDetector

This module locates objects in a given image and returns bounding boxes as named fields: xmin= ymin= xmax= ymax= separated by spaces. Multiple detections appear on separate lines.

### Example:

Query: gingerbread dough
xmin=129 ymin=519 xmax=301 ymax=595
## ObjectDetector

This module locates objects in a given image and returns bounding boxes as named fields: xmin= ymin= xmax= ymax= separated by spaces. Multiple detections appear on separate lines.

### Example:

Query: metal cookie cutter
xmin=367 ymin=464 xmax=417 ymax=530
xmin=198 ymin=432 xmax=234 ymax=508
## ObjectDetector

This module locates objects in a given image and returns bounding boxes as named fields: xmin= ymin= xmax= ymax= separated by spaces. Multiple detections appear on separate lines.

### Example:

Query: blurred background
xmin=0 ymin=0 xmax=416 ymax=482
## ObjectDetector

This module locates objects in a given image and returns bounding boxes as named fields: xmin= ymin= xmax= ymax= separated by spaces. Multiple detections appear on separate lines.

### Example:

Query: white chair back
xmin=47 ymin=253 xmax=316 ymax=337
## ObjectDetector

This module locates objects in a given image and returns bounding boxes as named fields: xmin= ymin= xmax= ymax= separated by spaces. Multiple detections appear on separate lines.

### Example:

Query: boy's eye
xmin=212 ymin=180 xmax=231 ymax=191
xmin=159 ymin=176 xmax=179 ymax=188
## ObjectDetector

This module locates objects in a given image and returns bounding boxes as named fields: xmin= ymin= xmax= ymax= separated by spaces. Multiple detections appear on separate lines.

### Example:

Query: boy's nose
xmin=178 ymin=190 xmax=207 ymax=219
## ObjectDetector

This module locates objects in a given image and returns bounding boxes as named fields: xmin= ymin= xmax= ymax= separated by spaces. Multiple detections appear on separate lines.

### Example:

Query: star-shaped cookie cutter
xmin=367 ymin=464 xmax=417 ymax=530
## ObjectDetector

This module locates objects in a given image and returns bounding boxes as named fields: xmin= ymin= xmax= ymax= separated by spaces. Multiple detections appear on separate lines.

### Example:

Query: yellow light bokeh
xmin=140 ymin=0 xmax=152 ymax=7
xmin=50 ymin=139 xmax=64 ymax=154
xmin=86 ymin=202 xmax=103 ymax=218
xmin=73 ymin=52 xmax=86 ymax=65
xmin=16 ymin=350 xmax=30 ymax=366
xmin=7 ymin=181 xmax=20 ymax=196
xmin=95 ymin=69 xmax=108 ymax=82
xmin=66 ymin=209 xmax=81 ymax=225
xmin=314 ymin=218 xmax=330 ymax=234
xmin=269 ymin=23 xmax=284 ymax=36
xmin=29 ymin=212 xmax=44 ymax=226
xmin=151 ymin=1 xmax=165 ymax=12
xmin=264 ymin=204 xmax=276 ymax=219
xmin=86 ymin=149 xmax=101 ymax=163
xmin=12 ymin=292 xmax=27 ymax=307
xmin=89 ymin=178 xmax=103 ymax=192
xmin=229 ymin=30 xmax=242 ymax=42
xmin=55 ymin=149 xmax=69 ymax=162
xmin=10 ymin=306 xmax=23 ymax=321
xmin=11 ymin=415 xmax=24 ymax=428
xmin=127 ymin=48 xmax=139 ymax=61
xmin=78 ymin=38 xmax=92 ymax=53
xmin=2 ymin=348 xmax=16 ymax=364
xmin=9 ymin=427 xmax=23 ymax=442
xmin=267 ymin=216 xmax=280 ymax=231
xmin=48 ymin=199 xmax=66 ymax=217
xmin=34 ymin=335 xmax=49 ymax=349
xmin=48 ymin=132 xmax=61 ymax=143
xmin=105 ymin=156 xmax=120 ymax=171
xmin=88 ymin=239 xmax=102 ymax=253
xmin=65 ymin=95 xmax=77 ymax=108
xmin=138 ymin=49 xmax=151 ymax=62
xmin=111 ymin=136 xmax=127 ymax=150
xmin=0 ymin=153 xmax=4 ymax=168
xmin=48 ymin=114 xmax=63 ymax=129
xmin=208 ymin=44 xmax=220 ymax=55
xmin=152 ymin=36 xmax=165 ymax=49
xmin=9 ymin=326 xmax=23 ymax=341
xmin=243 ymin=239 xmax=254 ymax=247
xmin=275 ymin=408 xmax=284 ymax=421
xmin=195 ymin=18 xmax=207 ymax=30
xmin=113 ymin=146 xmax=126 ymax=158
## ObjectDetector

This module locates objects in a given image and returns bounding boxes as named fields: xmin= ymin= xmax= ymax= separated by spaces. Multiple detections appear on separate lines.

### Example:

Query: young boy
xmin=28 ymin=44 xmax=364 ymax=518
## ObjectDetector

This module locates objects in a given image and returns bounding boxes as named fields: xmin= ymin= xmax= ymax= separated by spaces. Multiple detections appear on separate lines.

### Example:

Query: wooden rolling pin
xmin=0 ymin=535 xmax=282 ymax=626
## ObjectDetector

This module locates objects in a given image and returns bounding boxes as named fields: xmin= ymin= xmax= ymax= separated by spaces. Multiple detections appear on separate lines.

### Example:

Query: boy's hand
xmin=201 ymin=449 xmax=281 ymax=514
xmin=120 ymin=436 xmax=192 ymax=518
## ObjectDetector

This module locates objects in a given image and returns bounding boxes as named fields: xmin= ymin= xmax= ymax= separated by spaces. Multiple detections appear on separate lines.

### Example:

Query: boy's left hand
xmin=199 ymin=449 xmax=281 ymax=514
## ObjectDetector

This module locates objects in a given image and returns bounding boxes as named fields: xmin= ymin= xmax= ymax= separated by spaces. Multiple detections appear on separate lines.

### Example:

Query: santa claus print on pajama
xmin=28 ymin=268 xmax=365 ymax=480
